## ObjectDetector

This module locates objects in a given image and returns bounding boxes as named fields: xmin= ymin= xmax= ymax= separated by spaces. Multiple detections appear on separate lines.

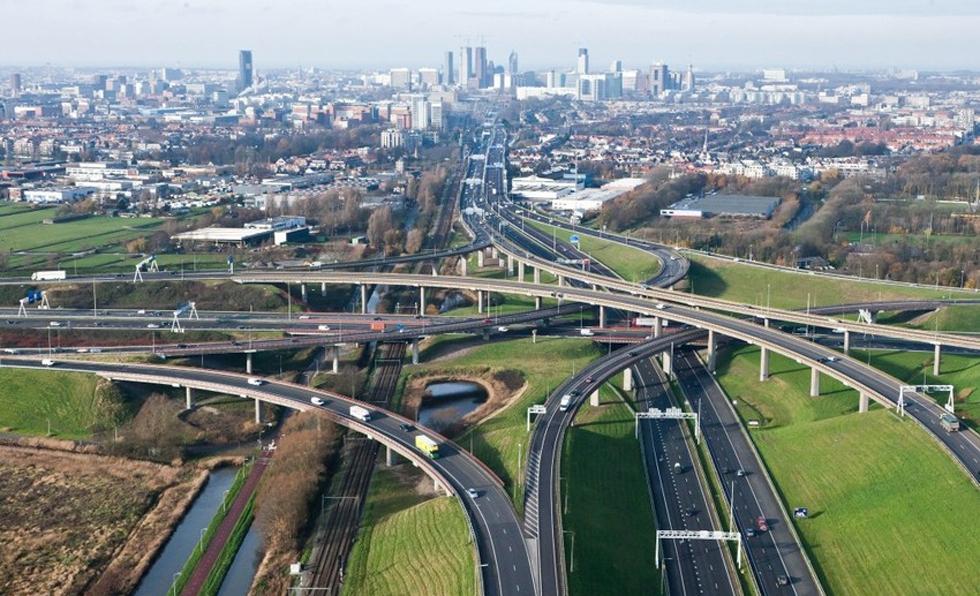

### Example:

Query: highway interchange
xmin=2 ymin=114 xmax=979 ymax=596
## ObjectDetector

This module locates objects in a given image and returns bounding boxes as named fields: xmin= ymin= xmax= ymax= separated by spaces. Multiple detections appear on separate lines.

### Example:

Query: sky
xmin=1 ymin=0 xmax=977 ymax=71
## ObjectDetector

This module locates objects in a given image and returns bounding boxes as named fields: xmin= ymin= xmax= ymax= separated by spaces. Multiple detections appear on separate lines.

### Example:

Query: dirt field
xmin=0 ymin=446 xmax=200 ymax=595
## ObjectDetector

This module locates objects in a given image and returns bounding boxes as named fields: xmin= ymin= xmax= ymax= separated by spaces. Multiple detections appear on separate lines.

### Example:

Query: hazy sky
xmin=2 ymin=0 xmax=977 ymax=71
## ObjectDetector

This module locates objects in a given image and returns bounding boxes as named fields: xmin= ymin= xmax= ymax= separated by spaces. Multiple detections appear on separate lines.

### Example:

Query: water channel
xmin=418 ymin=381 xmax=488 ymax=431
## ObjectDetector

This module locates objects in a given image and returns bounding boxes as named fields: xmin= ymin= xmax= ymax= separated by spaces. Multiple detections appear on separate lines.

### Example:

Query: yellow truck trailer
xmin=415 ymin=434 xmax=440 ymax=459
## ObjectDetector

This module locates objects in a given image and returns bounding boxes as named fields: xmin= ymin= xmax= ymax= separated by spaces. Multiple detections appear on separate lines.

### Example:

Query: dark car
xmin=399 ymin=422 xmax=415 ymax=432
xmin=627 ymin=351 xmax=637 ymax=357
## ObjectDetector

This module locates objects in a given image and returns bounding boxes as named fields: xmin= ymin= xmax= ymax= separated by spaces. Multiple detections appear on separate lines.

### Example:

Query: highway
xmin=0 ymin=356 xmax=536 ymax=596
xmin=673 ymin=350 xmax=821 ymax=595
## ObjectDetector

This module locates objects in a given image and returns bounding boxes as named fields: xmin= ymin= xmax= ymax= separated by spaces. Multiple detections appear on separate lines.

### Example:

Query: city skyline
xmin=1 ymin=0 xmax=978 ymax=71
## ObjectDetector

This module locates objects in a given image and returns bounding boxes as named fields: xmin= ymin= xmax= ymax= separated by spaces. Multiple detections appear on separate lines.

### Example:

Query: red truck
xmin=370 ymin=321 xmax=386 ymax=332
xmin=755 ymin=516 xmax=769 ymax=533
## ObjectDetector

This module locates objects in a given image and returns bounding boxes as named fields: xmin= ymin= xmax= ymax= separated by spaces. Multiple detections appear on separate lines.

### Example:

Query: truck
xmin=559 ymin=394 xmax=572 ymax=411
xmin=415 ymin=434 xmax=440 ymax=459
xmin=350 ymin=405 xmax=372 ymax=422
xmin=370 ymin=321 xmax=386 ymax=332
xmin=755 ymin=516 xmax=769 ymax=533
xmin=31 ymin=270 xmax=66 ymax=281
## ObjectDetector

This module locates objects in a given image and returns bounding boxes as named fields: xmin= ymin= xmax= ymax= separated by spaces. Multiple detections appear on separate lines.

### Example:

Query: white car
xmin=317 ymin=324 xmax=331 ymax=331
xmin=49 ymin=321 xmax=61 ymax=327
xmin=41 ymin=359 xmax=56 ymax=367
xmin=310 ymin=396 xmax=325 ymax=406
xmin=146 ymin=323 xmax=160 ymax=329
xmin=466 ymin=488 xmax=479 ymax=499
xmin=655 ymin=303 xmax=666 ymax=310
xmin=247 ymin=378 xmax=263 ymax=386
xmin=299 ymin=315 xmax=311 ymax=320
xmin=497 ymin=326 xmax=509 ymax=332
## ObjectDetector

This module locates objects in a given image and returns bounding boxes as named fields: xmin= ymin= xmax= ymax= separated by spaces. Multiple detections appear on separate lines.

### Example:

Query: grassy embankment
xmin=0 ymin=368 xmax=130 ymax=439
xmin=684 ymin=253 xmax=956 ymax=309
xmin=562 ymin=382 xmax=660 ymax=596
xmin=714 ymin=345 xmax=980 ymax=595
xmin=342 ymin=466 xmax=475 ymax=596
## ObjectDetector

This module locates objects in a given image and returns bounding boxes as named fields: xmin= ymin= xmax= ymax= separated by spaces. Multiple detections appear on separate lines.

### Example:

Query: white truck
xmin=247 ymin=378 xmax=263 ymax=386
xmin=350 ymin=405 xmax=372 ymax=422
xmin=31 ymin=270 xmax=67 ymax=281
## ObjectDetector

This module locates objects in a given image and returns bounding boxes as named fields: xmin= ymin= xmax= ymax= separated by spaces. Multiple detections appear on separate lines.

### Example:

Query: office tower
xmin=577 ymin=48 xmax=589 ymax=74
xmin=91 ymin=74 xmax=108 ymax=91
xmin=430 ymin=101 xmax=444 ymax=129
xmin=610 ymin=60 xmax=623 ymax=73
xmin=650 ymin=62 xmax=669 ymax=95
xmin=238 ymin=50 xmax=254 ymax=91
xmin=459 ymin=46 xmax=473 ymax=88
xmin=508 ymin=51 xmax=519 ymax=76
xmin=389 ymin=68 xmax=412 ymax=89
xmin=545 ymin=70 xmax=557 ymax=88
xmin=682 ymin=64 xmax=695 ymax=91
xmin=474 ymin=46 xmax=488 ymax=88
xmin=418 ymin=68 xmax=439 ymax=87
xmin=411 ymin=95 xmax=430 ymax=130
xmin=160 ymin=67 xmax=183 ymax=82
xmin=444 ymin=51 xmax=455 ymax=85
xmin=9 ymin=73 xmax=22 ymax=97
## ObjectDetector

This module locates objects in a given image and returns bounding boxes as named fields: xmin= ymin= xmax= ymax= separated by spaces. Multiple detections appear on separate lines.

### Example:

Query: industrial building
xmin=660 ymin=194 xmax=782 ymax=219
xmin=550 ymin=178 xmax=646 ymax=213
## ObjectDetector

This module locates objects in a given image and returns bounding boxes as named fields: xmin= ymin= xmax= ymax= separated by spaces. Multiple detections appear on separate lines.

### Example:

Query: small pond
xmin=418 ymin=381 xmax=488 ymax=431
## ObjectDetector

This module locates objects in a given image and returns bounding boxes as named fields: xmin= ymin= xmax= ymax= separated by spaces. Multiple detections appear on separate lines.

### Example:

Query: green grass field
xmin=714 ymin=345 xmax=980 ymax=595
xmin=852 ymin=349 xmax=980 ymax=429
xmin=0 ymin=214 xmax=167 ymax=254
xmin=0 ymin=368 xmax=131 ymax=438
xmin=894 ymin=305 xmax=980 ymax=333
xmin=685 ymin=254 xmax=954 ymax=309
xmin=841 ymin=230 xmax=976 ymax=247
xmin=342 ymin=465 xmax=475 ymax=596
xmin=416 ymin=336 xmax=602 ymax=509
xmin=525 ymin=219 xmax=663 ymax=282
xmin=562 ymin=385 xmax=660 ymax=596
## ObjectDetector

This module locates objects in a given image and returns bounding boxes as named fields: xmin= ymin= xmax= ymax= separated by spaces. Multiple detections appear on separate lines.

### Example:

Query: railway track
xmin=308 ymin=342 xmax=406 ymax=591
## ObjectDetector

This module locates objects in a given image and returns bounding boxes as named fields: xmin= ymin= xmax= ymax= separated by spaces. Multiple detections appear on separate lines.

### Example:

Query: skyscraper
xmin=9 ymin=73 xmax=22 ymax=97
xmin=577 ymin=48 xmax=589 ymax=75
xmin=610 ymin=60 xmax=623 ymax=73
xmin=459 ymin=46 xmax=473 ymax=88
xmin=474 ymin=46 xmax=488 ymax=88
xmin=238 ymin=50 xmax=254 ymax=91
xmin=682 ymin=64 xmax=696 ymax=92
xmin=444 ymin=51 xmax=455 ymax=85
xmin=507 ymin=51 xmax=519 ymax=76
xmin=650 ymin=62 xmax=669 ymax=95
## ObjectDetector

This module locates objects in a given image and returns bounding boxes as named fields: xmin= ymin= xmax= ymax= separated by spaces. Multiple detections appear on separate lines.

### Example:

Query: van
xmin=559 ymin=395 xmax=572 ymax=411
xmin=247 ymin=378 xmax=263 ymax=386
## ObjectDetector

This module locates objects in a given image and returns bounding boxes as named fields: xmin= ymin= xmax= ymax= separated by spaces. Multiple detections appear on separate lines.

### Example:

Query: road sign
xmin=569 ymin=234 xmax=580 ymax=244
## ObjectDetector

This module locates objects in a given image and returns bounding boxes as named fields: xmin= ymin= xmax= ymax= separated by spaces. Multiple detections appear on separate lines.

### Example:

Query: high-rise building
xmin=160 ymin=67 xmax=183 ymax=82
xmin=682 ymin=64 xmax=696 ymax=92
xmin=508 ymin=51 xmax=519 ymax=76
xmin=577 ymin=48 xmax=589 ymax=75
xmin=444 ymin=51 xmax=455 ymax=85
xmin=459 ymin=46 xmax=473 ymax=88
xmin=430 ymin=101 xmax=444 ymax=130
xmin=410 ymin=95 xmax=430 ymax=130
xmin=650 ymin=62 xmax=669 ymax=95
xmin=238 ymin=50 xmax=254 ymax=91
xmin=610 ymin=60 xmax=623 ymax=73
xmin=474 ymin=46 xmax=488 ymax=88
xmin=389 ymin=68 xmax=412 ymax=89
xmin=418 ymin=68 xmax=439 ymax=87
xmin=9 ymin=73 xmax=22 ymax=97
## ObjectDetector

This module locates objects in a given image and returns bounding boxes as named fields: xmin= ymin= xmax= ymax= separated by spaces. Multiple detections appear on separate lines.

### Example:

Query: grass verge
xmin=526 ymin=219 xmax=663 ymax=282
xmin=713 ymin=345 xmax=980 ymax=595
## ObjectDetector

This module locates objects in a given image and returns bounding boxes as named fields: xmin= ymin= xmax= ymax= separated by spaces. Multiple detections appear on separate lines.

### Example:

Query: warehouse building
xmin=660 ymin=194 xmax=781 ymax=219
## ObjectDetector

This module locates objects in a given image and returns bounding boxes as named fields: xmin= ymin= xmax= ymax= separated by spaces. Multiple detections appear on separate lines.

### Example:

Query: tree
xmin=405 ymin=228 xmax=424 ymax=254
xmin=367 ymin=207 xmax=393 ymax=248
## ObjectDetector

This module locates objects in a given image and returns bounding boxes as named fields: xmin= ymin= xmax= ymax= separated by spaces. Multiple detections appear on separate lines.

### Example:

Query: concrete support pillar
xmin=843 ymin=330 xmax=851 ymax=354
xmin=518 ymin=260 xmax=525 ymax=281
xmin=759 ymin=347 xmax=769 ymax=381
xmin=533 ymin=267 xmax=540 ymax=285
xmin=662 ymin=344 xmax=674 ymax=378
xmin=419 ymin=287 xmax=426 ymax=315
xmin=598 ymin=305 xmax=606 ymax=329
xmin=360 ymin=285 xmax=368 ymax=314
xmin=411 ymin=338 xmax=420 ymax=365
xmin=320 ymin=282 xmax=326 ymax=294
xmin=706 ymin=330 xmax=717 ymax=373
xmin=185 ymin=386 xmax=193 ymax=410
xmin=477 ymin=250 xmax=485 ymax=268
xmin=254 ymin=398 xmax=262 ymax=424
xmin=653 ymin=317 xmax=661 ymax=338
xmin=460 ymin=255 xmax=468 ymax=276
xmin=763 ymin=318 xmax=770 ymax=328
xmin=331 ymin=346 xmax=339 ymax=374
xmin=477 ymin=290 xmax=484 ymax=314
xmin=490 ymin=246 xmax=498 ymax=259
xmin=859 ymin=392 xmax=869 ymax=413
xmin=590 ymin=389 xmax=600 ymax=407
xmin=506 ymin=254 xmax=514 ymax=276
xmin=623 ymin=367 xmax=634 ymax=391
xmin=385 ymin=446 xmax=400 ymax=466
xmin=558 ymin=275 xmax=565 ymax=287
xmin=246 ymin=353 xmax=253 ymax=374
xmin=809 ymin=367 xmax=821 ymax=397
xmin=535 ymin=296 xmax=542 ymax=310
xmin=301 ymin=284 xmax=307 ymax=300
xmin=933 ymin=344 xmax=941 ymax=376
